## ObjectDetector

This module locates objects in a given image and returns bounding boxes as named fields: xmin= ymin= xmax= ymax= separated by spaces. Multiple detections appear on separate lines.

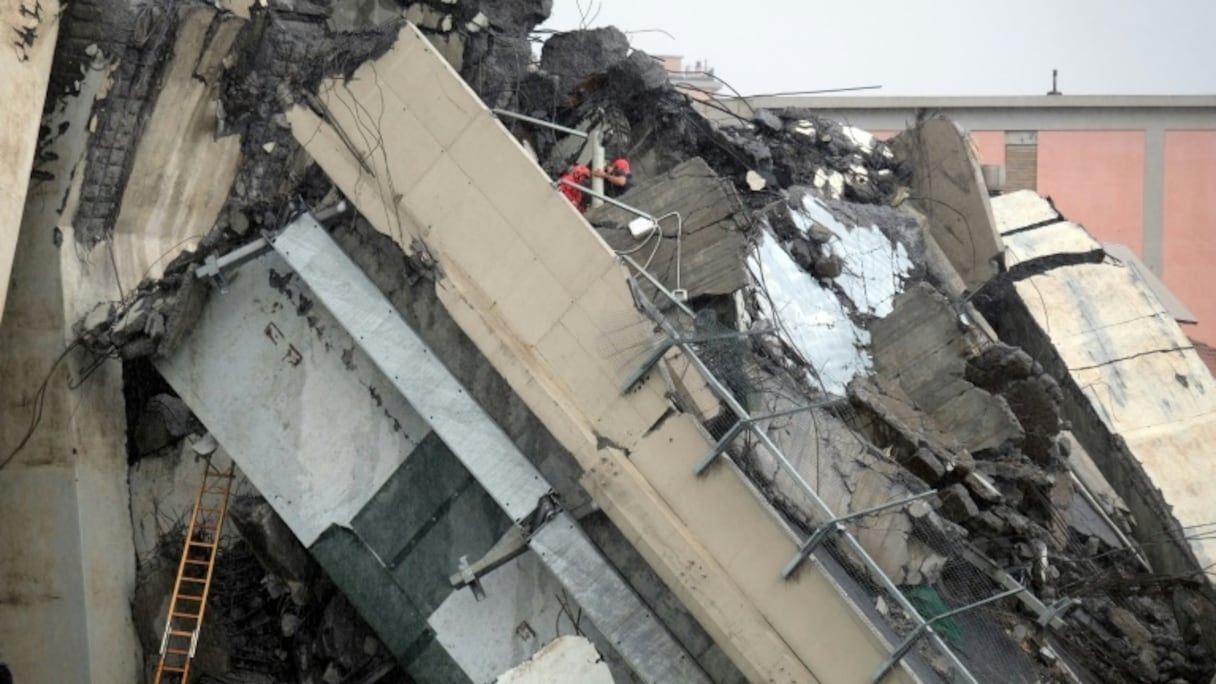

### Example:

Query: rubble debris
xmin=76 ymin=256 xmax=207 ymax=360
xmin=871 ymin=283 xmax=1025 ymax=454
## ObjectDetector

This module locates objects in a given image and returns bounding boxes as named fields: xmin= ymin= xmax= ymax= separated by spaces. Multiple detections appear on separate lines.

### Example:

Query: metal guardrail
xmin=491 ymin=108 xmax=590 ymax=139
xmin=620 ymin=253 xmax=985 ymax=684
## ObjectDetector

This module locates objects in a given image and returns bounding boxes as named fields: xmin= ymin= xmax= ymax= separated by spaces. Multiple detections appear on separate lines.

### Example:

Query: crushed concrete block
xmin=540 ymin=27 xmax=629 ymax=85
xmin=112 ymin=299 xmax=152 ymax=343
xmin=939 ymin=484 xmax=979 ymax=521
xmin=608 ymin=50 xmax=669 ymax=92
xmin=905 ymin=447 xmax=946 ymax=483
xmin=1108 ymin=606 xmax=1153 ymax=648
xmin=753 ymin=109 xmax=783 ymax=133
xmin=404 ymin=4 xmax=451 ymax=32
xmin=973 ymin=510 xmax=1008 ymax=535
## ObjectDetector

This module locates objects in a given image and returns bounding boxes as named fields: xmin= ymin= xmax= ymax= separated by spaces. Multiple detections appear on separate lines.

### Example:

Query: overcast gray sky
xmin=541 ymin=0 xmax=1216 ymax=97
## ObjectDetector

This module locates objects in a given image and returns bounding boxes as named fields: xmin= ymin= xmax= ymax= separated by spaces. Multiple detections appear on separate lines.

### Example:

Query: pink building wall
xmin=1163 ymin=131 xmax=1216 ymax=346
xmin=1037 ymin=131 xmax=1146 ymax=255
xmin=969 ymin=131 xmax=1005 ymax=167
xmin=857 ymin=117 xmax=1215 ymax=348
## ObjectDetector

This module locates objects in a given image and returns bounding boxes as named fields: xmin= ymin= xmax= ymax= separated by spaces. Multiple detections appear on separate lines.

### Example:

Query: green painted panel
xmin=309 ymin=525 xmax=429 ymax=658
xmin=389 ymin=481 xmax=512 ymax=615
xmin=352 ymin=430 xmax=473 ymax=562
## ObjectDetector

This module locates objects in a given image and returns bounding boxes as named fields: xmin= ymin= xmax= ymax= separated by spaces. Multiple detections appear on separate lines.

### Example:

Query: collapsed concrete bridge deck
xmin=3 ymin=3 xmax=1216 ymax=682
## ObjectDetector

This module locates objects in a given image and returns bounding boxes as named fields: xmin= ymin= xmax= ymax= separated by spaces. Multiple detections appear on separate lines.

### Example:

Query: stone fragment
xmin=805 ymin=221 xmax=834 ymax=244
xmin=607 ymin=50 xmax=669 ymax=92
xmin=811 ymin=253 xmax=843 ymax=279
xmin=939 ymin=484 xmax=979 ymax=521
xmin=281 ymin=613 xmax=301 ymax=637
xmin=745 ymin=169 xmax=766 ymax=191
xmin=466 ymin=12 xmax=489 ymax=32
xmin=1108 ymin=606 xmax=1153 ymax=648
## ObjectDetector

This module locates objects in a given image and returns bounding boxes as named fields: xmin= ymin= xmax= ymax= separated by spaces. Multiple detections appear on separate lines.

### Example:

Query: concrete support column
xmin=1143 ymin=127 xmax=1166 ymax=275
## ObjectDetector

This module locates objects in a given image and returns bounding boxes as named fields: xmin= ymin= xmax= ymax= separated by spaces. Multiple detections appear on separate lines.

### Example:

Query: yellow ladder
xmin=154 ymin=459 xmax=235 ymax=684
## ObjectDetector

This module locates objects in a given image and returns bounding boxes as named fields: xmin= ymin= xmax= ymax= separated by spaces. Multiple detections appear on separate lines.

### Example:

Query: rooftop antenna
xmin=1047 ymin=69 xmax=1062 ymax=95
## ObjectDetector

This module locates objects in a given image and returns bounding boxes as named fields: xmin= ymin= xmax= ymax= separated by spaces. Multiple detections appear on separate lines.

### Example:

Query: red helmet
xmin=571 ymin=164 xmax=591 ymax=181
xmin=610 ymin=158 xmax=631 ymax=175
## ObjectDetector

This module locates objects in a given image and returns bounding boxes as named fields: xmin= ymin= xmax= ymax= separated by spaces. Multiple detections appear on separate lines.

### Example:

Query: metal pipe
xmin=491 ymin=108 xmax=589 ymax=139
xmin=590 ymin=126 xmax=605 ymax=208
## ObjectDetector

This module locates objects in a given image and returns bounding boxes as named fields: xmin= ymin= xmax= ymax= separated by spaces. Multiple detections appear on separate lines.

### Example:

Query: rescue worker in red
xmin=592 ymin=158 xmax=634 ymax=197
xmin=558 ymin=164 xmax=591 ymax=213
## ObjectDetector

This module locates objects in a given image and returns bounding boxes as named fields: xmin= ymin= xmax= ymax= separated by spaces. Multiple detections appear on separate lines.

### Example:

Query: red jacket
xmin=559 ymin=166 xmax=590 ymax=213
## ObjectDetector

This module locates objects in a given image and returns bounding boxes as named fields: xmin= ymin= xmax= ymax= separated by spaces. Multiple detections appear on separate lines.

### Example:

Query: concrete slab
xmin=990 ymin=194 xmax=1216 ymax=588
xmin=1104 ymin=243 xmax=1197 ymax=323
xmin=589 ymin=157 xmax=750 ymax=298
xmin=872 ymin=283 xmax=1022 ymax=453
xmin=1003 ymin=221 xmax=1102 ymax=266
xmin=991 ymin=190 xmax=1060 ymax=234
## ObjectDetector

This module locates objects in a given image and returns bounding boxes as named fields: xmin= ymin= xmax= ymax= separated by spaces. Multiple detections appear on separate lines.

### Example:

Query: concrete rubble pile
xmin=3 ymin=0 xmax=1215 ymax=682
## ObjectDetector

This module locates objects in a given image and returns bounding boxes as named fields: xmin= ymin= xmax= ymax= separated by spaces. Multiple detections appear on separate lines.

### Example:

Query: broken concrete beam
xmin=891 ymin=118 xmax=1004 ymax=291
xmin=588 ymin=157 xmax=750 ymax=298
